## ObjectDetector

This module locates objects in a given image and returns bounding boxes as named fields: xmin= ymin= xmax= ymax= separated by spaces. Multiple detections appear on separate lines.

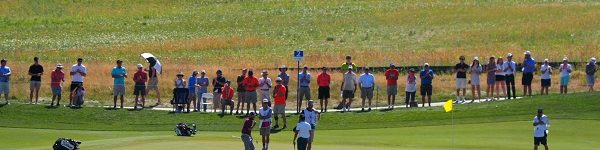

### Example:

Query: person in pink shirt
xmin=50 ymin=64 xmax=65 ymax=107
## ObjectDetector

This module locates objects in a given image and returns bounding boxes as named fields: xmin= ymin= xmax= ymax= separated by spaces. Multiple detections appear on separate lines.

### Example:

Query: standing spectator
xmin=221 ymin=81 xmax=235 ymax=115
xmin=533 ymin=108 xmax=550 ymax=150
xmin=258 ymin=70 xmax=272 ymax=103
xmin=495 ymin=57 xmax=507 ymax=100
xmin=293 ymin=114 xmax=312 ymax=150
xmin=69 ymin=58 xmax=87 ymax=107
xmin=317 ymin=67 xmax=331 ymax=112
xmin=559 ymin=57 xmax=572 ymax=94
xmin=522 ymin=51 xmax=536 ymax=97
xmin=112 ymin=60 xmax=127 ymax=109
xmin=277 ymin=65 xmax=290 ymax=100
xmin=301 ymin=100 xmax=319 ymax=150
xmin=335 ymin=55 xmax=357 ymax=109
xmin=503 ymin=53 xmax=517 ymax=99
xmin=213 ymin=70 xmax=227 ymax=113
xmin=146 ymin=62 xmax=161 ymax=106
xmin=258 ymin=99 xmax=273 ymax=150
xmin=133 ymin=64 xmax=148 ymax=109
xmin=0 ymin=59 xmax=10 ymax=104
xmin=50 ymin=64 xmax=65 ymax=107
xmin=485 ymin=57 xmax=497 ymax=101
xmin=454 ymin=56 xmax=469 ymax=103
xmin=419 ymin=63 xmax=435 ymax=107
xmin=586 ymin=57 xmax=597 ymax=92
xmin=340 ymin=66 xmax=357 ymax=112
xmin=405 ymin=68 xmax=417 ymax=108
xmin=469 ymin=57 xmax=483 ymax=103
xmin=236 ymin=69 xmax=248 ymax=115
xmin=188 ymin=71 xmax=199 ymax=112
xmin=241 ymin=112 xmax=256 ymax=150
xmin=28 ymin=57 xmax=44 ymax=104
xmin=359 ymin=67 xmax=375 ymax=111
xmin=197 ymin=70 xmax=210 ymax=112
xmin=272 ymin=77 xmax=287 ymax=129
xmin=243 ymin=70 xmax=259 ymax=114
xmin=540 ymin=59 xmax=552 ymax=95
xmin=384 ymin=64 xmax=399 ymax=109
xmin=297 ymin=66 xmax=311 ymax=114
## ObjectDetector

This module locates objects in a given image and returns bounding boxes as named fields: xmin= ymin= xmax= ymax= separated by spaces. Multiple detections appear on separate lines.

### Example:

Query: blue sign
xmin=294 ymin=50 xmax=304 ymax=61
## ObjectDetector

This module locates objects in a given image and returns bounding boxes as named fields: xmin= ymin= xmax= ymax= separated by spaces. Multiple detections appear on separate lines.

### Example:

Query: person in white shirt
xmin=293 ymin=114 xmax=313 ymax=150
xmin=258 ymin=70 xmax=273 ymax=104
xmin=503 ymin=53 xmax=517 ymax=99
xmin=359 ymin=67 xmax=375 ymax=111
xmin=69 ymin=58 xmax=87 ymax=107
xmin=469 ymin=57 xmax=483 ymax=103
xmin=533 ymin=108 xmax=550 ymax=150
xmin=559 ymin=57 xmax=572 ymax=94
xmin=540 ymin=59 xmax=552 ymax=95
xmin=495 ymin=57 xmax=507 ymax=100
xmin=340 ymin=66 xmax=357 ymax=112
xmin=301 ymin=100 xmax=319 ymax=150
xmin=258 ymin=99 xmax=273 ymax=150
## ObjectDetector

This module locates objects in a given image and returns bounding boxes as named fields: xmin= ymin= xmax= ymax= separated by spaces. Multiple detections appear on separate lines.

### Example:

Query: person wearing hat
xmin=533 ymin=108 xmax=550 ymax=150
xmin=540 ymin=59 xmax=552 ymax=95
xmin=28 ymin=57 xmax=44 ymax=104
xmin=277 ymin=65 xmax=290 ymax=100
xmin=272 ymin=77 xmax=287 ymax=129
xmin=69 ymin=58 xmax=87 ymax=107
xmin=112 ymin=60 xmax=127 ymax=109
xmin=50 ymin=64 xmax=65 ymax=107
xmin=133 ymin=64 xmax=148 ymax=109
xmin=420 ymin=63 xmax=435 ymax=107
xmin=197 ymin=70 xmax=210 ymax=112
xmin=242 ymin=69 xmax=260 ymax=114
xmin=220 ymin=81 xmax=235 ymax=115
xmin=585 ymin=57 xmax=597 ymax=92
xmin=0 ymin=59 xmax=10 ymax=104
xmin=559 ymin=57 xmax=572 ymax=94
xmin=503 ymin=53 xmax=517 ymax=99
xmin=317 ymin=67 xmax=331 ymax=112
xmin=359 ymin=67 xmax=375 ymax=111
xmin=485 ymin=57 xmax=497 ymax=101
xmin=522 ymin=51 xmax=536 ymax=97
xmin=235 ymin=69 xmax=248 ymax=115
xmin=258 ymin=99 xmax=273 ymax=150
xmin=469 ymin=57 xmax=483 ymax=103
xmin=405 ymin=68 xmax=418 ymax=108
xmin=297 ymin=65 xmax=312 ymax=114
xmin=212 ymin=69 xmax=227 ymax=113
xmin=175 ymin=72 xmax=186 ymax=88
xmin=385 ymin=64 xmax=399 ymax=109
xmin=258 ymin=70 xmax=273 ymax=104
xmin=301 ymin=100 xmax=319 ymax=150
xmin=454 ymin=56 xmax=469 ymax=103
xmin=174 ymin=72 xmax=187 ymax=112
xmin=340 ymin=65 xmax=357 ymax=112
xmin=335 ymin=55 xmax=357 ymax=110
xmin=187 ymin=71 xmax=199 ymax=112
xmin=241 ymin=112 xmax=257 ymax=150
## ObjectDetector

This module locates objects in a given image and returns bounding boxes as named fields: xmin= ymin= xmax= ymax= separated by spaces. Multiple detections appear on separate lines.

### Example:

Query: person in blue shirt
xmin=188 ymin=71 xmax=199 ymax=112
xmin=297 ymin=65 xmax=311 ymax=114
xmin=359 ymin=67 xmax=375 ymax=111
xmin=197 ymin=70 xmax=210 ymax=112
xmin=522 ymin=51 xmax=536 ymax=97
xmin=0 ymin=59 xmax=11 ymax=104
xmin=277 ymin=65 xmax=290 ymax=100
xmin=420 ymin=63 xmax=435 ymax=107
xmin=111 ymin=60 xmax=127 ymax=109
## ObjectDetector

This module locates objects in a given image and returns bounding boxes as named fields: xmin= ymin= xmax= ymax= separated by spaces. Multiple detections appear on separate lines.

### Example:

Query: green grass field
xmin=1 ymin=92 xmax=599 ymax=149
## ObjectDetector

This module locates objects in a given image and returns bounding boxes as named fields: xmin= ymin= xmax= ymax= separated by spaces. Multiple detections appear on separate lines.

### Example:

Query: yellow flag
xmin=443 ymin=99 xmax=453 ymax=112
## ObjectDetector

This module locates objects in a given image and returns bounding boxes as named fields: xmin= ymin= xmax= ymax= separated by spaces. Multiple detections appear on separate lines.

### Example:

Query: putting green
xmin=2 ymin=119 xmax=598 ymax=150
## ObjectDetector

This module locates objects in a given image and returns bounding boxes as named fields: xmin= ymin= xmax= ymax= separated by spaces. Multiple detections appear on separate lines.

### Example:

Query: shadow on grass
xmin=45 ymin=106 xmax=58 ymax=109
xmin=0 ymin=103 xmax=6 ymax=108
xmin=379 ymin=108 xmax=395 ymax=112
xmin=70 ymin=106 xmax=83 ymax=109
xmin=128 ymin=108 xmax=143 ymax=111
xmin=104 ymin=108 xmax=118 ymax=110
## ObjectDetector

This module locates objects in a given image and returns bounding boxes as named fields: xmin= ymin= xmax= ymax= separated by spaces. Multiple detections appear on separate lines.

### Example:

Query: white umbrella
xmin=140 ymin=53 xmax=162 ymax=74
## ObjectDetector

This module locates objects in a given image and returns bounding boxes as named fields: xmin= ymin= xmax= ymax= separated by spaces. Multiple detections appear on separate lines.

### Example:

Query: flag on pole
xmin=443 ymin=99 xmax=453 ymax=112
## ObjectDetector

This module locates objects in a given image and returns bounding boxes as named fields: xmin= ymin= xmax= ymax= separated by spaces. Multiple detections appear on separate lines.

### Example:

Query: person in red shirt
xmin=221 ymin=81 xmax=235 ymax=115
xmin=50 ymin=64 xmax=65 ymax=107
xmin=272 ymin=77 xmax=287 ymax=129
xmin=243 ymin=70 xmax=260 ymax=114
xmin=317 ymin=67 xmax=331 ymax=112
xmin=133 ymin=64 xmax=148 ymax=109
xmin=384 ymin=64 xmax=400 ymax=109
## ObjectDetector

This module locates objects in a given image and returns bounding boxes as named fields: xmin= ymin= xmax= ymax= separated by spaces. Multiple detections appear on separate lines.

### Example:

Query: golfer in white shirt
xmin=533 ymin=108 xmax=550 ymax=150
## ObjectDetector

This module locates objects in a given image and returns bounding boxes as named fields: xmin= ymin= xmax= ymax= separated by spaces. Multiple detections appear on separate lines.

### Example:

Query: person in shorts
xmin=220 ymin=81 xmax=235 ymax=115
xmin=340 ymin=66 xmax=357 ymax=112
xmin=133 ymin=64 xmax=148 ymax=109
xmin=385 ymin=64 xmax=399 ymax=109
xmin=522 ymin=51 xmax=536 ymax=97
xmin=533 ymin=108 xmax=550 ymax=150
xmin=485 ymin=57 xmax=497 ymax=101
xmin=0 ymin=59 xmax=10 ymax=104
xmin=336 ymin=55 xmax=358 ymax=110
xmin=146 ymin=62 xmax=161 ymax=106
xmin=301 ymin=100 xmax=319 ymax=150
xmin=540 ymin=59 xmax=552 ymax=95
xmin=243 ymin=69 xmax=259 ymax=114
xmin=50 ymin=64 xmax=65 ymax=107
xmin=405 ymin=68 xmax=417 ymax=108
xmin=469 ymin=57 xmax=483 ymax=103
xmin=213 ymin=70 xmax=227 ymax=113
xmin=272 ymin=77 xmax=287 ymax=129
xmin=559 ymin=57 xmax=572 ymax=94
xmin=297 ymin=65 xmax=311 ymax=114
xmin=28 ymin=57 xmax=44 ymax=104
xmin=586 ymin=57 xmax=597 ymax=92
xmin=241 ymin=112 xmax=256 ymax=150
xmin=111 ymin=60 xmax=127 ymax=109
xmin=188 ymin=71 xmax=199 ymax=112
xmin=454 ymin=56 xmax=469 ymax=103
xmin=317 ymin=67 xmax=331 ymax=112
xmin=293 ymin=114 xmax=312 ymax=150
xmin=258 ymin=99 xmax=273 ymax=150
xmin=236 ymin=69 xmax=247 ymax=114
xmin=359 ymin=67 xmax=375 ymax=111
xmin=197 ymin=70 xmax=210 ymax=112
xmin=495 ymin=57 xmax=506 ymax=100
xmin=420 ymin=63 xmax=435 ymax=107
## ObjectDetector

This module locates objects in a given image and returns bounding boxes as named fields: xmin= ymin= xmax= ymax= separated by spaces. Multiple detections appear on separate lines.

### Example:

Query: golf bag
xmin=53 ymin=138 xmax=81 ymax=150
xmin=175 ymin=123 xmax=197 ymax=136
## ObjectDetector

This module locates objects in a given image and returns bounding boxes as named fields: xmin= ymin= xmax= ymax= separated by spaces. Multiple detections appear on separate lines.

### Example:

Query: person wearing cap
xmin=50 ymin=64 xmax=65 ymax=107
xmin=69 ymin=58 xmax=87 ymax=107
xmin=112 ymin=60 xmax=127 ymax=109
xmin=485 ymin=57 xmax=497 ymax=101
xmin=454 ymin=56 xmax=469 ymax=103
xmin=0 ymin=59 xmax=10 ymax=104
xmin=317 ymin=67 xmax=331 ymax=112
xmin=385 ymin=64 xmax=399 ymax=109
xmin=258 ymin=70 xmax=272 ymax=104
xmin=220 ymin=81 xmax=235 ymax=115
xmin=522 ymin=51 xmax=536 ymax=97
xmin=469 ymin=57 xmax=483 ymax=103
xmin=359 ymin=67 xmax=375 ymax=111
xmin=335 ymin=55 xmax=357 ymax=110
xmin=197 ymin=70 xmax=210 ymax=112
xmin=235 ymin=69 xmax=248 ymax=115
xmin=242 ymin=69 xmax=260 ymax=114
xmin=405 ymin=68 xmax=417 ymax=108
xmin=213 ymin=70 xmax=227 ymax=113
xmin=420 ymin=63 xmax=435 ymax=107
xmin=272 ymin=77 xmax=287 ymax=129
xmin=241 ymin=112 xmax=257 ymax=150
xmin=187 ymin=71 xmax=199 ymax=112
xmin=495 ymin=57 xmax=507 ymax=100
xmin=301 ymin=100 xmax=319 ymax=150
xmin=146 ymin=59 xmax=161 ymax=106
xmin=540 ymin=59 xmax=552 ymax=95
xmin=559 ymin=57 xmax=572 ymax=94
xmin=28 ymin=57 xmax=44 ymax=104
xmin=340 ymin=65 xmax=357 ymax=112
xmin=258 ymin=99 xmax=273 ymax=150
xmin=277 ymin=65 xmax=290 ymax=100
xmin=293 ymin=114 xmax=312 ymax=150
xmin=503 ymin=53 xmax=517 ymax=99
xmin=585 ymin=57 xmax=597 ymax=92
xmin=133 ymin=64 xmax=148 ymax=109
xmin=297 ymin=65 xmax=312 ymax=114
xmin=533 ymin=108 xmax=550 ymax=150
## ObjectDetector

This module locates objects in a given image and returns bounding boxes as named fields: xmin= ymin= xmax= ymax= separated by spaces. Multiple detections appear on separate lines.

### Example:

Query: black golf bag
xmin=53 ymin=138 xmax=81 ymax=150
xmin=175 ymin=123 xmax=197 ymax=136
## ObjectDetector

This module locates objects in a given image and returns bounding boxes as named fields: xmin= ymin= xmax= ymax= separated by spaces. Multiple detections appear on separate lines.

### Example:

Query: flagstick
xmin=451 ymin=107 xmax=455 ymax=150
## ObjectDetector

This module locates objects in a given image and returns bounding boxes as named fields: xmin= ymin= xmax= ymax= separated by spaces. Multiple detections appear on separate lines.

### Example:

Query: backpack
xmin=175 ymin=123 xmax=197 ymax=136
xmin=53 ymin=138 xmax=81 ymax=150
